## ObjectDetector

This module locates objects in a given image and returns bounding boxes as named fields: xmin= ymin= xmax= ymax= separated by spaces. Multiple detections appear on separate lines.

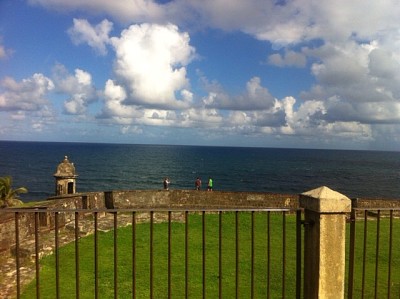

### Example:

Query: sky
xmin=1 ymin=0 xmax=400 ymax=150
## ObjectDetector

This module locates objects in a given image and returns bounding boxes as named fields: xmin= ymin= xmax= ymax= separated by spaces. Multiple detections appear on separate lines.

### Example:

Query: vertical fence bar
xmin=251 ymin=211 xmax=255 ymax=299
xmin=168 ymin=211 xmax=172 ymax=299
xmin=202 ymin=211 xmax=206 ymax=299
xmin=267 ymin=211 xmax=271 ymax=299
xmin=75 ymin=211 xmax=80 ymax=299
xmin=347 ymin=205 xmax=356 ymax=299
xmin=218 ymin=211 xmax=222 ymax=299
xmin=132 ymin=212 xmax=136 ymax=299
xmin=14 ymin=212 xmax=21 ymax=299
xmin=282 ymin=211 xmax=286 ymax=299
xmin=34 ymin=211 xmax=40 ymax=299
xmin=94 ymin=212 xmax=99 ymax=299
xmin=114 ymin=212 xmax=118 ymax=298
xmin=374 ymin=210 xmax=381 ymax=299
xmin=55 ymin=212 xmax=60 ymax=299
xmin=361 ymin=210 xmax=368 ymax=299
xmin=150 ymin=211 xmax=154 ymax=299
xmin=295 ymin=209 xmax=302 ymax=299
xmin=235 ymin=211 xmax=239 ymax=299
xmin=185 ymin=211 xmax=189 ymax=299
xmin=387 ymin=210 xmax=393 ymax=299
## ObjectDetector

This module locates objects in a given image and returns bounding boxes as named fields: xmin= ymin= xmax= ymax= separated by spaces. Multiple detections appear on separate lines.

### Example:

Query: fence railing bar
xmin=353 ymin=208 xmax=400 ymax=212
xmin=168 ymin=211 xmax=172 ymax=299
xmin=132 ymin=211 xmax=136 ymax=299
xmin=34 ymin=211 xmax=40 ymax=299
xmin=361 ymin=210 xmax=368 ymax=299
xmin=185 ymin=211 xmax=189 ymax=299
xmin=218 ymin=211 xmax=222 ymax=299
xmin=114 ymin=212 xmax=118 ymax=299
xmin=55 ymin=212 xmax=60 ymax=299
xmin=282 ymin=211 xmax=286 ymax=299
xmin=3 ymin=207 xmax=294 ymax=213
xmin=374 ymin=210 xmax=381 ymax=299
xmin=296 ymin=209 xmax=302 ymax=299
xmin=14 ymin=212 xmax=21 ymax=299
xmin=94 ymin=212 xmax=99 ymax=299
xmin=150 ymin=211 xmax=154 ymax=299
xmin=74 ymin=211 xmax=80 ymax=299
xmin=347 ymin=203 xmax=356 ymax=299
xmin=387 ymin=210 xmax=393 ymax=299
xmin=251 ymin=211 xmax=255 ymax=299
xmin=235 ymin=211 xmax=239 ymax=299
xmin=267 ymin=211 xmax=271 ymax=299
xmin=202 ymin=211 xmax=206 ymax=299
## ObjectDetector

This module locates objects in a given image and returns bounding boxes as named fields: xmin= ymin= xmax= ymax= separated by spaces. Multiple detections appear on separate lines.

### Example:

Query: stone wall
xmin=105 ymin=189 xmax=298 ymax=209
xmin=0 ymin=189 xmax=399 ymax=253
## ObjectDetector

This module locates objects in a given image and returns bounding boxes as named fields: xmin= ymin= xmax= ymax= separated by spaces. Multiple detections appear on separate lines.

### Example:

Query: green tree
xmin=0 ymin=176 xmax=28 ymax=208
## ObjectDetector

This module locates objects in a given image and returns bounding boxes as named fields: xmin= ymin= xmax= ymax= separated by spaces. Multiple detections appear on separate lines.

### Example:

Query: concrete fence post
xmin=300 ymin=186 xmax=351 ymax=299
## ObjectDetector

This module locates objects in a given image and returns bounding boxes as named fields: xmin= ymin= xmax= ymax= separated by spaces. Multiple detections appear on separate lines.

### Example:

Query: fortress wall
xmin=0 ymin=190 xmax=399 ymax=253
xmin=105 ymin=189 xmax=299 ymax=209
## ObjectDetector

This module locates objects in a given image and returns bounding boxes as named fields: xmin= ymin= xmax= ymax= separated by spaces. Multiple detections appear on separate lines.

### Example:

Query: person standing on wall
xmin=207 ymin=177 xmax=213 ymax=191
xmin=163 ymin=177 xmax=170 ymax=190
xmin=195 ymin=177 xmax=202 ymax=190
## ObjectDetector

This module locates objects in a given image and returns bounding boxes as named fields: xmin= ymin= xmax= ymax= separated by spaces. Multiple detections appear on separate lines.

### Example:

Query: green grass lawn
xmin=21 ymin=212 xmax=400 ymax=298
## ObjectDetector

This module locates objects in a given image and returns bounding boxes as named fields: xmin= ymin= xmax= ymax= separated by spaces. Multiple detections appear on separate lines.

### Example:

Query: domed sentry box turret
xmin=54 ymin=156 xmax=78 ymax=196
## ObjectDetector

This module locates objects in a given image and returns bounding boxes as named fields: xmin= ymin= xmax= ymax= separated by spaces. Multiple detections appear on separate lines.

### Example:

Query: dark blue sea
xmin=1 ymin=141 xmax=399 ymax=202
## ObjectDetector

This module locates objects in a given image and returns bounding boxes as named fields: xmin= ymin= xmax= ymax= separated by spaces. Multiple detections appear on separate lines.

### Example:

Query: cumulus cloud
xmin=29 ymin=0 xmax=165 ymax=24
xmin=109 ymin=23 xmax=195 ymax=109
xmin=203 ymin=77 xmax=276 ymax=111
xmin=27 ymin=0 xmax=400 ymax=146
xmin=0 ymin=74 xmax=54 ymax=111
xmin=268 ymin=50 xmax=307 ymax=67
xmin=52 ymin=64 xmax=97 ymax=115
xmin=0 ymin=45 xmax=9 ymax=60
xmin=99 ymin=79 xmax=143 ymax=124
xmin=68 ymin=18 xmax=113 ymax=55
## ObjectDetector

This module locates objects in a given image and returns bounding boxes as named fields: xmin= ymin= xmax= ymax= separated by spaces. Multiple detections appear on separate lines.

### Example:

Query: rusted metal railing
xmin=4 ymin=208 xmax=301 ymax=299
xmin=347 ymin=208 xmax=400 ymax=299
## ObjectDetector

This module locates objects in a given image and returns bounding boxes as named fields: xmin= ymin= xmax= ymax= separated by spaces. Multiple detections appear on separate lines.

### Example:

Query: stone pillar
xmin=300 ymin=186 xmax=351 ymax=299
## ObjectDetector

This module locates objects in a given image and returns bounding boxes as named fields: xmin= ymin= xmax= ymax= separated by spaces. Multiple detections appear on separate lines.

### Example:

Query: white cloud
xmin=0 ymin=45 xmax=8 ymax=60
xmin=52 ymin=64 xmax=97 ymax=115
xmin=26 ymin=0 xmax=400 ymax=147
xmin=29 ymin=0 xmax=165 ymax=23
xmin=109 ymin=23 xmax=195 ymax=109
xmin=68 ymin=18 xmax=113 ymax=55
xmin=268 ymin=50 xmax=307 ymax=67
xmin=99 ymin=79 xmax=143 ymax=124
xmin=203 ymin=77 xmax=275 ymax=111
xmin=0 ymin=74 xmax=54 ymax=111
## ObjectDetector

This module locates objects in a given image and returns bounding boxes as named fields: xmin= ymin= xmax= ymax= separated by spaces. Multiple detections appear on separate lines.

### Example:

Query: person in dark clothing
xmin=195 ymin=177 xmax=202 ymax=190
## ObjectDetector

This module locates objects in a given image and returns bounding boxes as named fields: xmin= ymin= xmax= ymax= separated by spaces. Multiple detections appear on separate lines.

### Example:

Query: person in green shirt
xmin=207 ymin=177 xmax=213 ymax=191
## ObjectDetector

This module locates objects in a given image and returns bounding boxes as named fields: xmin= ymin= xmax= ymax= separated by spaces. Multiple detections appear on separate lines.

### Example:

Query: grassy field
xmin=21 ymin=212 xmax=400 ymax=298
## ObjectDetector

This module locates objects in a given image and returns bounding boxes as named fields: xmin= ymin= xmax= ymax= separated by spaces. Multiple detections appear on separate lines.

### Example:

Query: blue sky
xmin=1 ymin=0 xmax=400 ymax=150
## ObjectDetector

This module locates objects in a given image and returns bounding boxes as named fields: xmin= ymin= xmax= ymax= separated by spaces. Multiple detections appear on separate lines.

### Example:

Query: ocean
xmin=0 ymin=141 xmax=399 ymax=202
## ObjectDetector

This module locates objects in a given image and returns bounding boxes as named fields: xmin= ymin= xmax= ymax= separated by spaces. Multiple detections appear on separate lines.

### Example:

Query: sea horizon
xmin=1 ymin=140 xmax=399 ymax=202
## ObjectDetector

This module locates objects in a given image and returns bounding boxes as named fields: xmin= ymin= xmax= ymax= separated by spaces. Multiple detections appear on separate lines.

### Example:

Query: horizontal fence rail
xmin=347 ymin=208 xmax=400 ymax=299
xmin=1 ymin=208 xmax=302 ymax=299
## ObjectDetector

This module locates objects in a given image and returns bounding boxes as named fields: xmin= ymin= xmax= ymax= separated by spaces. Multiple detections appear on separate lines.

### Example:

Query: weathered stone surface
xmin=300 ymin=186 xmax=351 ymax=213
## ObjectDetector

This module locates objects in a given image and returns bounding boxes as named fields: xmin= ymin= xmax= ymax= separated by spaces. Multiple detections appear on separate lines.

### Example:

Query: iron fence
xmin=5 ymin=206 xmax=400 ymax=298
xmin=347 ymin=208 xmax=400 ymax=299
xmin=2 ymin=208 xmax=303 ymax=299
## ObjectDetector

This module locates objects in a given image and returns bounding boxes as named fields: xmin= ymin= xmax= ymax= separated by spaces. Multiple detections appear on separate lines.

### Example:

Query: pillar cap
xmin=300 ymin=186 xmax=351 ymax=213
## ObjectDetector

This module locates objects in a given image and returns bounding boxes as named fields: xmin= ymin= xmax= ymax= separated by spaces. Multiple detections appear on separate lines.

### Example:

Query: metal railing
xmin=7 ymin=206 xmax=400 ymax=298
xmin=2 ymin=208 xmax=303 ymax=299
xmin=347 ymin=208 xmax=400 ymax=299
